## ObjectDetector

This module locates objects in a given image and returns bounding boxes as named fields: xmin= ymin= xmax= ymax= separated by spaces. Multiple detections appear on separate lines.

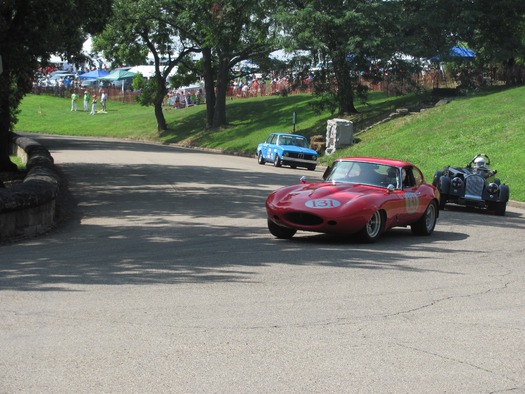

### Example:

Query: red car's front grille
xmin=284 ymin=212 xmax=323 ymax=226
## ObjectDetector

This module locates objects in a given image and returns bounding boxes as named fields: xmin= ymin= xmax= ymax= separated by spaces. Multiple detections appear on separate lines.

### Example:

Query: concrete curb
xmin=0 ymin=133 xmax=60 ymax=240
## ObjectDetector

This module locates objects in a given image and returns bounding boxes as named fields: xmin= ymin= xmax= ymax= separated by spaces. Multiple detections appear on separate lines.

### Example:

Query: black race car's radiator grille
xmin=465 ymin=175 xmax=484 ymax=200
xmin=284 ymin=212 xmax=323 ymax=226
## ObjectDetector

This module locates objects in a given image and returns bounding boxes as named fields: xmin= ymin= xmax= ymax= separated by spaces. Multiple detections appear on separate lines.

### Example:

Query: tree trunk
xmin=201 ymin=47 xmax=216 ymax=129
xmin=0 ymin=95 xmax=18 ymax=172
xmin=333 ymin=58 xmax=358 ymax=116
xmin=212 ymin=59 xmax=229 ymax=128
xmin=505 ymin=58 xmax=516 ymax=86
xmin=336 ymin=80 xmax=358 ymax=115
xmin=154 ymin=101 xmax=167 ymax=132
xmin=154 ymin=79 xmax=167 ymax=132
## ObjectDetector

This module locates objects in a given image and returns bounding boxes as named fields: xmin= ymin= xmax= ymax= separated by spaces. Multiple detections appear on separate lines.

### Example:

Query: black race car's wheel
xmin=433 ymin=171 xmax=443 ymax=187
xmin=411 ymin=200 xmax=438 ymax=236
xmin=268 ymin=219 xmax=296 ymax=239
xmin=438 ymin=176 xmax=450 ymax=210
xmin=438 ymin=193 xmax=447 ymax=210
xmin=257 ymin=152 xmax=265 ymax=165
xmin=358 ymin=210 xmax=384 ymax=243
xmin=494 ymin=184 xmax=509 ymax=216
xmin=273 ymin=154 xmax=282 ymax=167
xmin=494 ymin=202 xmax=507 ymax=216
xmin=439 ymin=175 xmax=451 ymax=194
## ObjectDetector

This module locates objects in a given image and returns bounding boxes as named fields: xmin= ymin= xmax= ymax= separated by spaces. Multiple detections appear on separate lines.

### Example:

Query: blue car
xmin=256 ymin=133 xmax=318 ymax=171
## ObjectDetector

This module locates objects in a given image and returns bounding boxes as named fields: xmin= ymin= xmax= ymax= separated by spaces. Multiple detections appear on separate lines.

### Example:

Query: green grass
xmin=9 ymin=155 xmax=26 ymax=170
xmin=328 ymin=87 xmax=525 ymax=201
xmin=15 ymin=87 xmax=525 ymax=201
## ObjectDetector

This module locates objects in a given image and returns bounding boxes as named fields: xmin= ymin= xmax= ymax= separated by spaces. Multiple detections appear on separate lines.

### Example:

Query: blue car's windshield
xmin=326 ymin=161 xmax=400 ymax=188
xmin=278 ymin=136 xmax=308 ymax=148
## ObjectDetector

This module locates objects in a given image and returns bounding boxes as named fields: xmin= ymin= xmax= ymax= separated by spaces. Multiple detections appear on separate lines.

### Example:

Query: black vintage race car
xmin=433 ymin=154 xmax=510 ymax=216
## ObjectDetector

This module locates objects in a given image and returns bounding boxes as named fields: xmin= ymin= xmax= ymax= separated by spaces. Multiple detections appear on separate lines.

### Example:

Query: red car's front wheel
xmin=358 ymin=210 xmax=384 ymax=243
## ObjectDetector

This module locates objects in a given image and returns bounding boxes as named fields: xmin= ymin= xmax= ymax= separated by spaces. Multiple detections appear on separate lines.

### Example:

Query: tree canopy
xmin=93 ymin=0 xmax=201 ymax=131
xmin=0 ymin=0 xmax=112 ymax=170
xmin=2 ymin=0 xmax=525 ymax=171
xmin=94 ymin=0 xmax=279 ymax=130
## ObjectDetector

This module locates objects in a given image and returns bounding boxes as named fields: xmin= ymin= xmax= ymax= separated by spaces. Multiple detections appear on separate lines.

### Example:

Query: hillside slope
xmin=15 ymin=87 xmax=525 ymax=201
xmin=328 ymin=87 xmax=524 ymax=201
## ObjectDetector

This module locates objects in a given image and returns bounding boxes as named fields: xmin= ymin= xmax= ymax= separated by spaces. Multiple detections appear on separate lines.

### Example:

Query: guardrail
xmin=0 ymin=133 xmax=60 ymax=240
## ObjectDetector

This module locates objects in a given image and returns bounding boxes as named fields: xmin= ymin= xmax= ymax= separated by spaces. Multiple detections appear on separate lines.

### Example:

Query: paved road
xmin=1 ymin=135 xmax=524 ymax=393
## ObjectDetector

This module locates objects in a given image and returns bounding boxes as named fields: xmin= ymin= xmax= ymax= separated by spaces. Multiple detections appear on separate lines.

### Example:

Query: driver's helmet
xmin=387 ymin=167 xmax=399 ymax=187
xmin=474 ymin=156 xmax=488 ymax=170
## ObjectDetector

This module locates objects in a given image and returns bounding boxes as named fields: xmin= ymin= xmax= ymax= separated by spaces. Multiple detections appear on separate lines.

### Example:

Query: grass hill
xmin=15 ymin=87 xmax=524 ymax=201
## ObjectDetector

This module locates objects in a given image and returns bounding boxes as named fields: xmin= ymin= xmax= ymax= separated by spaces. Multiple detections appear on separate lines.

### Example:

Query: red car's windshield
xmin=325 ymin=161 xmax=400 ymax=188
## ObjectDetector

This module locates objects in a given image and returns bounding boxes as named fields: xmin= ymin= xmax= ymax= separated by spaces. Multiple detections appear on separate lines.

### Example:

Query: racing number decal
xmin=305 ymin=199 xmax=341 ymax=209
xmin=405 ymin=192 xmax=419 ymax=214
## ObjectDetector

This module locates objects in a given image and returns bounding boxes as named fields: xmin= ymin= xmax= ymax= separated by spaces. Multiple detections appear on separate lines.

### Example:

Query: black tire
xmin=358 ymin=210 xmax=384 ymax=243
xmin=268 ymin=219 xmax=296 ymax=239
xmin=257 ymin=152 xmax=265 ymax=165
xmin=438 ymin=193 xmax=447 ymax=210
xmin=273 ymin=154 xmax=282 ymax=167
xmin=494 ymin=184 xmax=509 ymax=216
xmin=499 ymin=184 xmax=510 ymax=202
xmin=438 ymin=176 xmax=450 ymax=210
xmin=307 ymin=165 xmax=316 ymax=171
xmin=439 ymin=175 xmax=451 ymax=194
xmin=411 ymin=200 xmax=438 ymax=236
xmin=494 ymin=202 xmax=507 ymax=216
xmin=432 ymin=171 xmax=443 ymax=187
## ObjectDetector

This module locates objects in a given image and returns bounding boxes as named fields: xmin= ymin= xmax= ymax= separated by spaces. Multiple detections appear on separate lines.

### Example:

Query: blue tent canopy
xmin=78 ymin=69 xmax=109 ymax=79
xmin=98 ymin=70 xmax=136 ymax=81
xmin=431 ymin=46 xmax=476 ymax=62
xmin=449 ymin=46 xmax=476 ymax=59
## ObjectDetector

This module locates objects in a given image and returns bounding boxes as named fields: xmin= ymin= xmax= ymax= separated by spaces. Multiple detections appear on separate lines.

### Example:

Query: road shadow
xmin=2 ymin=135 xmax=523 ymax=291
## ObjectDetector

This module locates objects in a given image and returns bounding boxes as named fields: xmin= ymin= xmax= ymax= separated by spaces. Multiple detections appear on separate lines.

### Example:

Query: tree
xmin=162 ymin=0 xmax=279 ymax=128
xmin=277 ymin=0 xmax=401 ymax=116
xmin=401 ymin=0 xmax=525 ymax=86
xmin=95 ymin=0 xmax=278 ymax=130
xmin=93 ymin=0 xmax=200 ymax=132
xmin=460 ymin=0 xmax=525 ymax=85
xmin=0 ymin=0 xmax=112 ymax=171
xmin=399 ymin=0 xmax=462 ymax=59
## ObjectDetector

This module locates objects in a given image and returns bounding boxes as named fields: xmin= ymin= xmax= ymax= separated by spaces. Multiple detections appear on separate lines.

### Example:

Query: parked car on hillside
xmin=256 ymin=132 xmax=318 ymax=171
xmin=433 ymin=153 xmax=509 ymax=215
xmin=265 ymin=157 xmax=440 ymax=242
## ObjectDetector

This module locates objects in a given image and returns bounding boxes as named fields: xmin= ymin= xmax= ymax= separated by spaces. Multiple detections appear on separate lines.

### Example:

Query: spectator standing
xmin=260 ymin=79 xmax=266 ymax=96
xmin=83 ymin=90 xmax=89 ymax=112
xmin=90 ymin=94 xmax=97 ymax=115
xmin=71 ymin=90 xmax=78 ymax=111
xmin=242 ymin=84 xmax=249 ymax=97
xmin=100 ymin=90 xmax=107 ymax=113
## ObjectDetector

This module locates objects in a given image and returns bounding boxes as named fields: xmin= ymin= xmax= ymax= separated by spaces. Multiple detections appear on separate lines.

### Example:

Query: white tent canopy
xmin=128 ymin=65 xmax=177 ymax=78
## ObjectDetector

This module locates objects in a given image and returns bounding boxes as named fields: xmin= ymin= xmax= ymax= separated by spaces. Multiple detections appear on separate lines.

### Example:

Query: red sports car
xmin=266 ymin=157 xmax=440 ymax=242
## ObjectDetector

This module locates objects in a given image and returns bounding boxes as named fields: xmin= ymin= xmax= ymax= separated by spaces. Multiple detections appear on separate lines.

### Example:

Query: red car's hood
xmin=274 ymin=182 xmax=386 ymax=205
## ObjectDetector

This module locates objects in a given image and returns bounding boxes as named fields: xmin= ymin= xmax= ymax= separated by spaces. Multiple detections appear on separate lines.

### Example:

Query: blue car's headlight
xmin=283 ymin=152 xmax=289 ymax=157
